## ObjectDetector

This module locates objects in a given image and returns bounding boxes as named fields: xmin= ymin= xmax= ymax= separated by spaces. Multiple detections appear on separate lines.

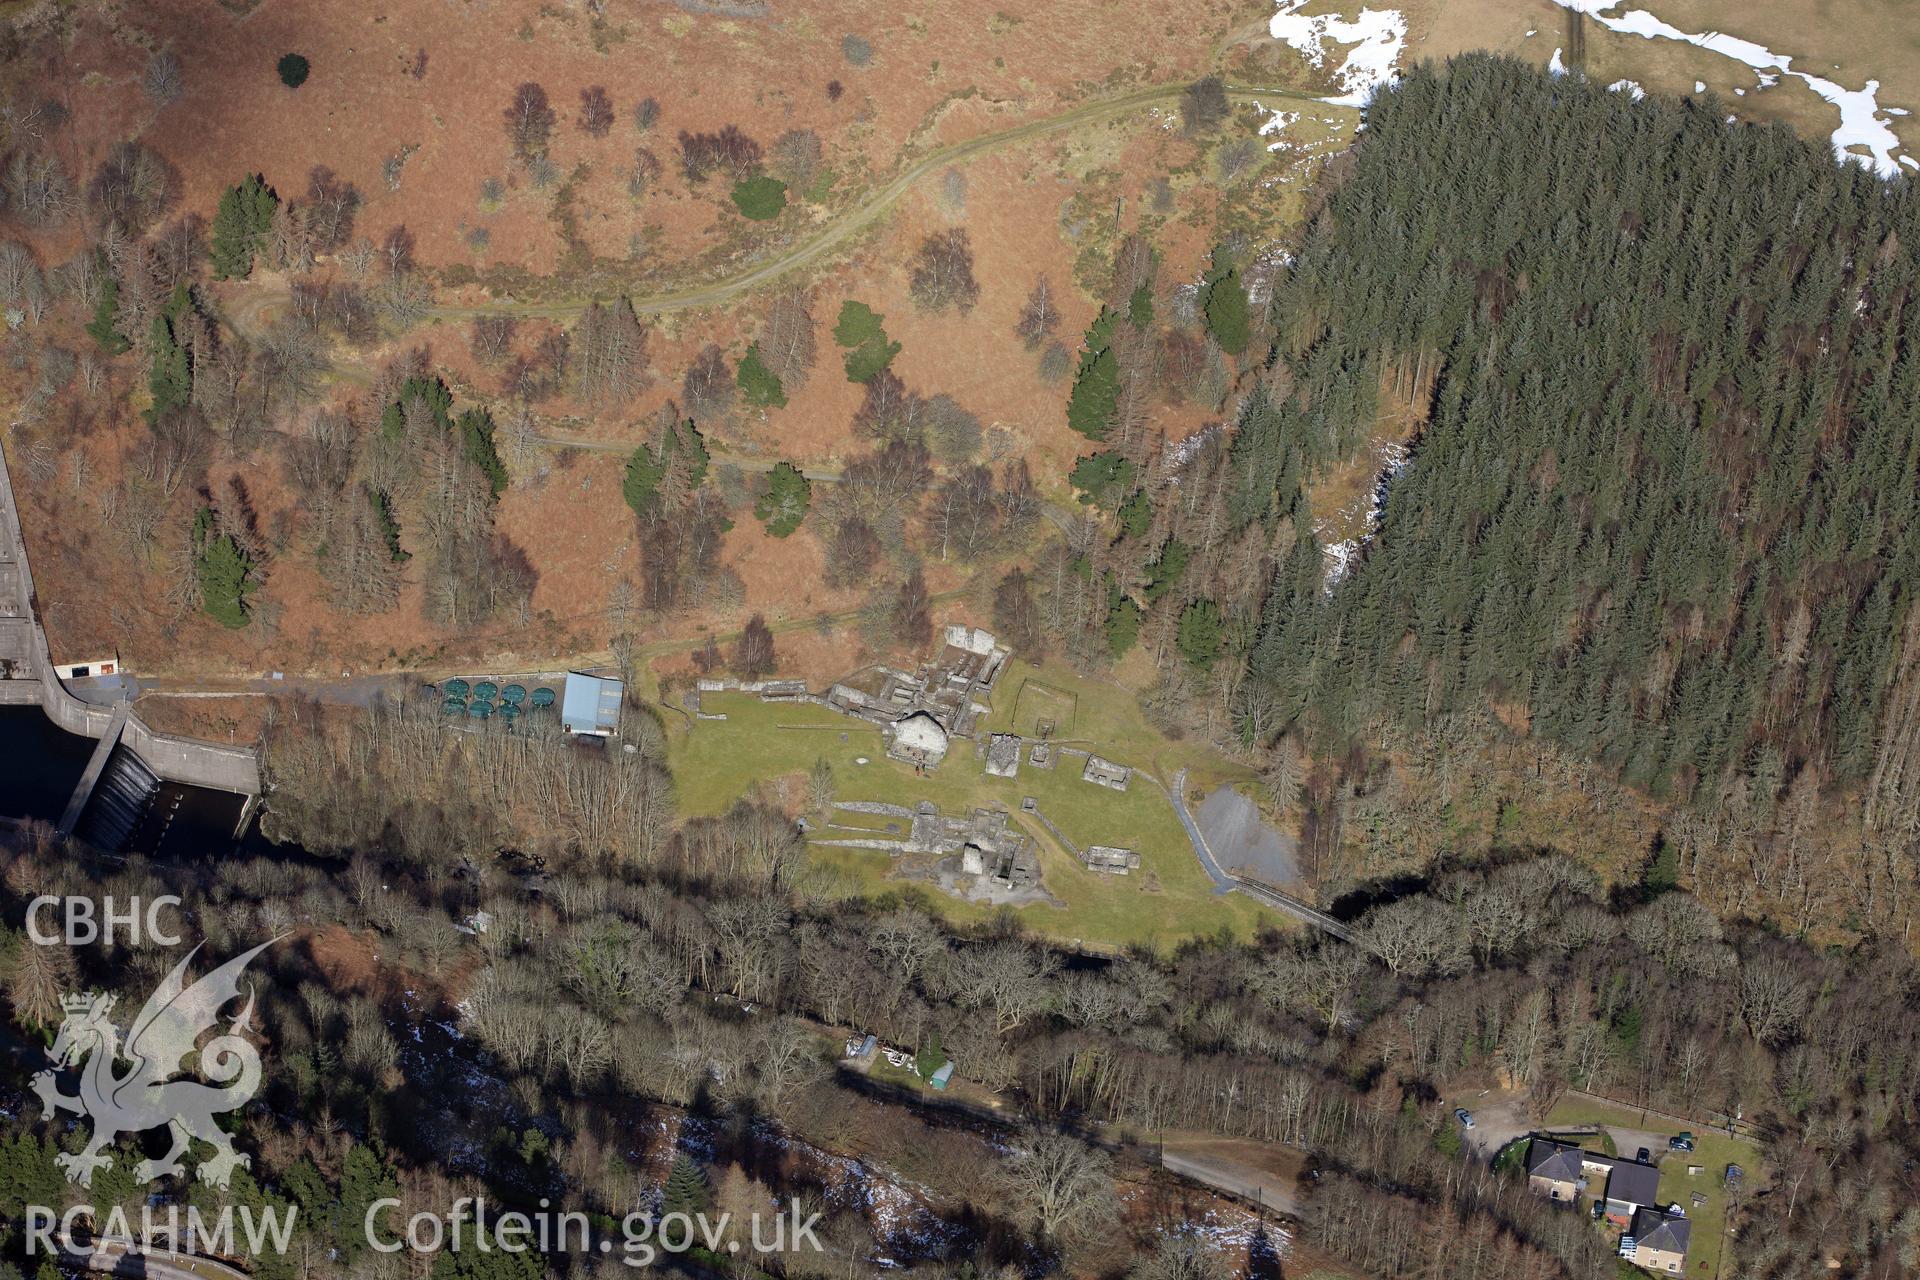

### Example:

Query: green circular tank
xmin=531 ymin=686 xmax=557 ymax=708
xmin=501 ymin=683 xmax=527 ymax=705
xmin=441 ymin=678 xmax=470 ymax=698
xmin=468 ymin=699 xmax=495 ymax=719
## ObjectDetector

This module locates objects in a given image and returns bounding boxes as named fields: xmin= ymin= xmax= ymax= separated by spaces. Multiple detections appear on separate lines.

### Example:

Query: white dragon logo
xmin=31 ymin=939 xmax=276 ymax=1189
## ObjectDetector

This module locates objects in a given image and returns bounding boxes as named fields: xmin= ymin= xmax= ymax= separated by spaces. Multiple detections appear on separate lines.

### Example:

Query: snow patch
xmin=1694 ymin=80 xmax=1706 ymax=93
xmin=1607 ymin=78 xmax=1647 ymax=100
xmin=1550 ymin=0 xmax=1912 ymax=175
xmin=1269 ymin=0 xmax=1408 ymax=108
xmin=1548 ymin=47 xmax=1568 ymax=76
xmin=1117 ymin=1187 xmax=1293 ymax=1257
xmin=1169 ymin=423 xmax=1227 ymax=472
xmin=1258 ymin=102 xmax=1301 ymax=149
xmin=1318 ymin=438 xmax=1411 ymax=590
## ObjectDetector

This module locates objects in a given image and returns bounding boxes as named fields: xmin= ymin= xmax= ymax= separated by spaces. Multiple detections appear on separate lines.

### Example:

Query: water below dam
xmin=0 ymin=706 xmax=248 ymax=857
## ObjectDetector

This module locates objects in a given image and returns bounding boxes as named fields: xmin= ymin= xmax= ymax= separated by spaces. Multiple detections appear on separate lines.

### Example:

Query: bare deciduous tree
xmin=0 ymin=239 xmax=41 ymax=305
xmin=758 ymin=291 xmax=817 ymax=393
xmin=1016 ymin=275 xmax=1060 ymax=349
xmin=1180 ymin=75 xmax=1228 ymax=134
xmin=1129 ymin=1236 xmax=1229 ymax=1280
xmin=574 ymin=297 xmax=649 ymax=406
xmin=824 ymin=516 xmax=880 ymax=588
xmin=924 ymin=465 xmax=1001 ymax=562
xmin=1357 ymin=896 xmax=1467 ymax=979
xmin=505 ymin=82 xmax=557 ymax=159
xmin=471 ymin=314 xmax=518 ymax=365
xmin=892 ymin=566 xmax=932 ymax=650
xmin=265 ymin=202 xmax=310 ymax=274
xmin=680 ymin=342 xmax=733 ymax=424
xmin=369 ymin=227 xmax=413 ymax=281
xmin=143 ymin=51 xmax=183 ymax=106
xmin=1737 ymin=943 xmax=1814 ymax=1045
xmin=3 ymin=151 xmax=76 ymax=228
xmin=923 ymin=393 xmax=981 ymax=464
xmin=676 ymin=125 xmax=760 ymax=182
xmin=851 ymin=368 xmax=922 ymax=442
xmin=321 ymin=486 xmax=405 ymax=616
xmin=627 ymin=147 xmax=663 ymax=199
xmin=733 ymin=614 xmax=776 ymax=678
xmin=769 ymin=128 xmax=822 ymax=192
xmin=1216 ymin=137 xmax=1261 ymax=183
xmin=908 ymin=228 xmax=979 ymax=313
xmin=305 ymin=166 xmax=362 ymax=253
xmin=577 ymin=85 xmax=615 ymax=138
xmin=993 ymin=1128 xmax=1115 ymax=1246
xmin=3 ymin=933 xmax=76 ymax=1028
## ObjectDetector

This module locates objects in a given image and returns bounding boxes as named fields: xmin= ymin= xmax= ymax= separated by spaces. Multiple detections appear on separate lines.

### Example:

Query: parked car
xmin=1454 ymin=1108 xmax=1475 ymax=1129
xmin=1669 ymin=1132 xmax=1696 ymax=1152
xmin=1636 ymin=1147 xmax=1652 ymax=1164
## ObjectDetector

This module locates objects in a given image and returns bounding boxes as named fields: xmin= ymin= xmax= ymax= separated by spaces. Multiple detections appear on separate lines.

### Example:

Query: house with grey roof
xmin=1623 ymin=1207 xmax=1690 ymax=1272
xmin=1525 ymin=1138 xmax=1592 ymax=1202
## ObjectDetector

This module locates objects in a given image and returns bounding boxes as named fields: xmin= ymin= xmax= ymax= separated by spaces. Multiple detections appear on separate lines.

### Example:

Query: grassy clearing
xmin=985 ymin=660 xmax=1251 ymax=787
xmin=865 ymin=1055 xmax=929 ymax=1092
xmin=665 ymin=680 xmax=1276 ymax=950
xmin=1545 ymin=1097 xmax=1759 ymax=1278
xmin=1419 ymin=0 xmax=1919 ymax=158
xmin=1004 ymin=675 xmax=1079 ymax=737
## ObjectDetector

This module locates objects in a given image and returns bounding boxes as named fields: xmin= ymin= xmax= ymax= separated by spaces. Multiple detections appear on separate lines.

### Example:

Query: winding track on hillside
xmin=430 ymin=81 xmax=1335 ymax=319
xmin=225 ymin=80 xmax=1336 ymax=346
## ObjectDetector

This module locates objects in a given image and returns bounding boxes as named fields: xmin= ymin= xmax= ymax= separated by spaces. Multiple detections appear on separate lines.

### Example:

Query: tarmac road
xmin=61 ymin=1239 xmax=252 ymax=1280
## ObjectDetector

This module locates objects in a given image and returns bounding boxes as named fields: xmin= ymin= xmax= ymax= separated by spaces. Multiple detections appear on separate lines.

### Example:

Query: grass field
xmin=665 ymin=673 xmax=1276 ymax=950
xmin=1007 ymin=676 xmax=1078 ymax=738
xmin=1545 ymin=1097 xmax=1760 ymax=1278
xmin=986 ymin=661 xmax=1253 ymax=787
xmin=1412 ymin=0 xmax=1920 ymax=162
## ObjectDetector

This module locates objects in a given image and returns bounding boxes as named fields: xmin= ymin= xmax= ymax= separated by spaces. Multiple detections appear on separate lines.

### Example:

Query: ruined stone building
xmin=825 ymin=624 xmax=1013 ymax=772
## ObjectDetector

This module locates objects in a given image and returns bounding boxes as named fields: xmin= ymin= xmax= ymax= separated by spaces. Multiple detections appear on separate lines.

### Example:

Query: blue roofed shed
xmin=562 ymin=671 xmax=623 ymax=737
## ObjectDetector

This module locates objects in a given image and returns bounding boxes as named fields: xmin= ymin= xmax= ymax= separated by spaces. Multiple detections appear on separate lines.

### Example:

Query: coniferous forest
xmin=1255 ymin=57 xmax=1920 ymax=794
